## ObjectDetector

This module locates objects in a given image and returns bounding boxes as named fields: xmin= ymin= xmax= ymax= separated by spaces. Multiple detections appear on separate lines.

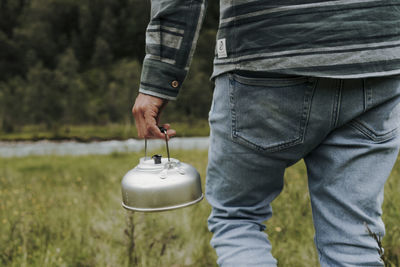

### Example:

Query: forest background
xmin=0 ymin=0 xmax=219 ymax=138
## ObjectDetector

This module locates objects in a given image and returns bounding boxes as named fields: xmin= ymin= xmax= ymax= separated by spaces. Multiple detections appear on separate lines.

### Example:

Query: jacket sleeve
xmin=139 ymin=0 xmax=208 ymax=100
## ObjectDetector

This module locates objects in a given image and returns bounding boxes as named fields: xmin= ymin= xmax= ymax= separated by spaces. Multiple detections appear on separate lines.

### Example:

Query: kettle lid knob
xmin=152 ymin=154 xmax=162 ymax=164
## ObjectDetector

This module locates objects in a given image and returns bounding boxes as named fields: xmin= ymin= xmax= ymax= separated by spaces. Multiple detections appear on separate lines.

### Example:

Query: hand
xmin=132 ymin=93 xmax=176 ymax=139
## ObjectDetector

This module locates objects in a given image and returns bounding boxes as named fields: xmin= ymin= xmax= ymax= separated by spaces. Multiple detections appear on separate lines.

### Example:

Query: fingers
xmin=161 ymin=123 xmax=176 ymax=140
xmin=143 ymin=108 xmax=165 ymax=139
xmin=132 ymin=93 xmax=175 ymax=139
xmin=132 ymin=105 xmax=145 ymax=138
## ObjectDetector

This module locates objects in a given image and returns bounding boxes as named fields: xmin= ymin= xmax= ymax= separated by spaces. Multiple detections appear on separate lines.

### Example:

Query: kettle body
xmin=121 ymin=156 xmax=203 ymax=212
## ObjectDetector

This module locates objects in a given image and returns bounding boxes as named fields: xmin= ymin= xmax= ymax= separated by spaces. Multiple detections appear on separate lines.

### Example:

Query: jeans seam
xmin=363 ymin=79 xmax=367 ymax=112
xmin=228 ymin=74 xmax=237 ymax=139
xmin=301 ymin=78 xmax=318 ymax=143
xmin=331 ymin=79 xmax=342 ymax=129
xmin=363 ymin=79 xmax=373 ymax=110
xmin=314 ymin=237 xmax=325 ymax=266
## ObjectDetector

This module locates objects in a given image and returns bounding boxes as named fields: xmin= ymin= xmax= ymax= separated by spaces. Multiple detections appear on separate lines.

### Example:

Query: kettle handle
xmin=159 ymin=126 xmax=171 ymax=162
xmin=144 ymin=126 xmax=171 ymax=162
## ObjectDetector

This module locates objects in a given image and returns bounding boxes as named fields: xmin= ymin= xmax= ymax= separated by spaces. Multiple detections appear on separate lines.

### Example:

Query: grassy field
xmin=0 ymin=150 xmax=399 ymax=267
xmin=0 ymin=121 xmax=210 ymax=141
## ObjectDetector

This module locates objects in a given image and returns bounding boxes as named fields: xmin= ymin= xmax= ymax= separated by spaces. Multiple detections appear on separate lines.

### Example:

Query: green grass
xmin=0 ymin=151 xmax=399 ymax=267
xmin=0 ymin=121 xmax=210 ymax=141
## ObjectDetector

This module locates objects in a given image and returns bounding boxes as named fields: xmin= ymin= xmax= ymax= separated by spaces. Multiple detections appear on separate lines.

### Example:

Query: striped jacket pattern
xmin=139 ymin=0 xmax=400 ymax=100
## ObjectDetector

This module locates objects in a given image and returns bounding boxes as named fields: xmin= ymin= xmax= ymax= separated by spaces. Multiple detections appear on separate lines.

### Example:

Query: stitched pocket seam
xmin=350 ymin=119 xmax=398 ymax=143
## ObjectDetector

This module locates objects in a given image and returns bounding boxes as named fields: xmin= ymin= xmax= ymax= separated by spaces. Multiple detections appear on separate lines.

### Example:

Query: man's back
xmin=139 ymin=0 xmax=400 ymax=100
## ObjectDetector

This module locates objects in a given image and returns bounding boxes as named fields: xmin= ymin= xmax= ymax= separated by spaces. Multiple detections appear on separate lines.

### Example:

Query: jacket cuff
xmin=139 ymin=58 xmax=187 ymax=100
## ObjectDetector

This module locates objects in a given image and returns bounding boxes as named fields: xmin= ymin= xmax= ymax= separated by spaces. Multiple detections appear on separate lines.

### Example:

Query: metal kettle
xmin=121 ymin=128 xmax=203 ymax=212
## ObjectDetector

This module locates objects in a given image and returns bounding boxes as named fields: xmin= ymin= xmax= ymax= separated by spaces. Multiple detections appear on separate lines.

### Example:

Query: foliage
xmin=0 ymin=0 xmax=219 ymax=134
xmin=0 ymin=151 xmax=399 ymax=266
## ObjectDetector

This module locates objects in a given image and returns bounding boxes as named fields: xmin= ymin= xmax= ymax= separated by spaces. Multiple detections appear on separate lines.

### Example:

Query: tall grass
xmin=0 ymin=150 xmax=399 ymax=266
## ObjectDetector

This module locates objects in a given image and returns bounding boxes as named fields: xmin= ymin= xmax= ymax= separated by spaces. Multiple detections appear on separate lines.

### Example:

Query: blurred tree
xmin=91 ymin=37 xmax=113 ymax=66
xmin=55 ymin=48 xmax=89 ymax=124
xmin=0 ymin=31 xmax=24 ymax=81
xmin=0 ymin=77 xmax=25 ymax=132
xmin=98 ymin=5 xmax=116 ymax=48
xmin=124 ymin=0 xmax=149 ymax=61
xmin=0 ymin=0 xmax=27 ymax=36
xmin=106 ymin=59 xmax=141 ymax=123
xmin=24 ymin=62 xmax=64 ymax=129
xmin=14 ymin=5 xmax=58 ymax=69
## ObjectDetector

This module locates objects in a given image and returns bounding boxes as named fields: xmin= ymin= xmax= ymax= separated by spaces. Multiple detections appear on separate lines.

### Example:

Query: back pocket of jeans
xmin=229 ymin=73 xmax=316 ymax=152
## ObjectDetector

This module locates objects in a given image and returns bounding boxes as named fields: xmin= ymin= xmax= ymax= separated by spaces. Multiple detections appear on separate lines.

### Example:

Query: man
xmin=132 ymin=0 xmax=400 ymax=266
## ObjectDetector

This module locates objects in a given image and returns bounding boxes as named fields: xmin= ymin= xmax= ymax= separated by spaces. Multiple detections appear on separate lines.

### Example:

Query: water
xmin=0 ymin=137 xmax=209 ymax=158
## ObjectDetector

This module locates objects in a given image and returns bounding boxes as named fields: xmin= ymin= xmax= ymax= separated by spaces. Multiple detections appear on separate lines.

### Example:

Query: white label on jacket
xmin=217 ymin=38 xmax=228 ymax=58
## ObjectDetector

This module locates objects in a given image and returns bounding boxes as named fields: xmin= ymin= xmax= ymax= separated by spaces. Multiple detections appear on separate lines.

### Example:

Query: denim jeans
xmin=206 ymin=73 xmax=400 ymax=266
